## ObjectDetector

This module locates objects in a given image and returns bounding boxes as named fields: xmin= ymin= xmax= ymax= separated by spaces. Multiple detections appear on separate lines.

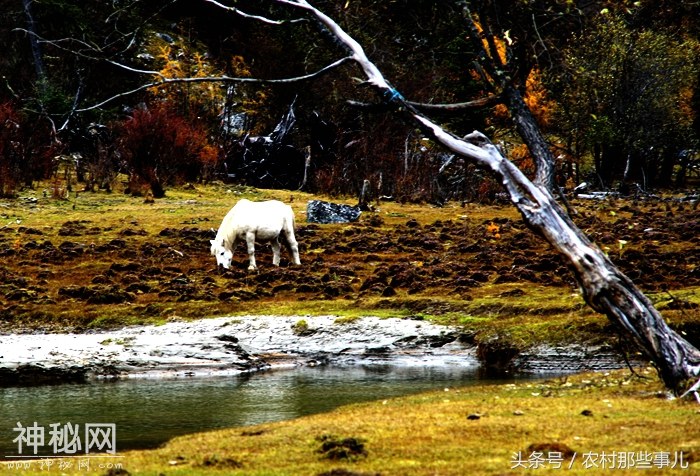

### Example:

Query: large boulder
xmin=306 ymin=200 xmax=361 ymax=224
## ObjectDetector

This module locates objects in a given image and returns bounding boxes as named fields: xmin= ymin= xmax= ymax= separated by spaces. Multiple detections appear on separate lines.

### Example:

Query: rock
xmin=0 ymin=316 xmax=477 ymax=385
xmin=307 ymin=200 xmax=361 ymax=224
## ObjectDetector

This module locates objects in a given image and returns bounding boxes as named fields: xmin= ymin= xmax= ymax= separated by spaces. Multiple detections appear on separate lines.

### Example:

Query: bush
xmin=0 ymin=102 xmax=60 ymax=197
xmin=115 ymin=103 xmax=218 ymax=198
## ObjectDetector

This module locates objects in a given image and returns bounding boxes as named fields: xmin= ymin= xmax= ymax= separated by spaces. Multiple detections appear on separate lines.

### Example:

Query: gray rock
xmin=306 ymin=200 xmax=361 ymax=224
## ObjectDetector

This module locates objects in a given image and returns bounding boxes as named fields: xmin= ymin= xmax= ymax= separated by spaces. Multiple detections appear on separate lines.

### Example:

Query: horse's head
xmin=210 ymin=239 xmax=233 ymax=269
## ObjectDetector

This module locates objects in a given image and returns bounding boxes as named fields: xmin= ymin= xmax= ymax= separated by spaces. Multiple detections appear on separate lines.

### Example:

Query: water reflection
xmin=0 ymin=364 xmax=507 ymax=456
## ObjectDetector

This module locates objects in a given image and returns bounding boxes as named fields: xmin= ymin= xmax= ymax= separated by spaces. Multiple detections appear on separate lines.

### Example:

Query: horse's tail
xmin=282 ymin=205 xmax=298 ymax=246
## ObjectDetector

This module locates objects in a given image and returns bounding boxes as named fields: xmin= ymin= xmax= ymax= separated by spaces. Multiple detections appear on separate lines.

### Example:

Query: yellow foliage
xmin=472 ymin=20 xmax=506 ymax=65
xmin=524 ymin=68 xmax=555 ymax=128
xmin=143 ymin=33 xmax=271 ymax=135
xmin=230 ymin=55 xmax=251 ymax=77
xmin=146 ymin=34 xmax=232 ymax=117
xmin=678 ymin=86 xmax=696 ymax=125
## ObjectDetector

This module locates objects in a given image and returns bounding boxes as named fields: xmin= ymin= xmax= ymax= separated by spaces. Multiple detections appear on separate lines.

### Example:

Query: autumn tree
xmin=551 ymin=13 xmax=700 ymax=189
xmin=0 ymin=100 xmax=60 ymax=196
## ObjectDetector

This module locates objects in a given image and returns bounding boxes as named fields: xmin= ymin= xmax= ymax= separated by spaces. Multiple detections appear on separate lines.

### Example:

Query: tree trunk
xmin=502 ymin=85 xmax=556 ymax=191
xmin=600 ymin=143 xmax=623 ymax=188
xmin=674 ymin=151 xmax=691 ymax=188
xmin=22 ymin=0 xmax=46 ymax=84
xmin=657 ymin=149 xmax=676 ymax=188
xmin=420 ymin=128 xmax=700 ymax=394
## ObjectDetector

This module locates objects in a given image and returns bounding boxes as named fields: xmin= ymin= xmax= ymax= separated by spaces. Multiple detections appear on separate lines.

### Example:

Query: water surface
xmin=0 ymin=364 xmax=509 ymax=457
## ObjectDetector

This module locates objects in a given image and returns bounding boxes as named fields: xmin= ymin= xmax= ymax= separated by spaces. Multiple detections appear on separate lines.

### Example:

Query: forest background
xmin=0 ymin=0 xmax=698 ymax=202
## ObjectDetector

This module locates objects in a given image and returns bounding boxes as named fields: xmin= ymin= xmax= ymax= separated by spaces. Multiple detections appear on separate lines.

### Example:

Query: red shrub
xmin=0 ymin=102 xmax=60 ymax=197
xmin=115 ymin=103 xmax=218 ymax=197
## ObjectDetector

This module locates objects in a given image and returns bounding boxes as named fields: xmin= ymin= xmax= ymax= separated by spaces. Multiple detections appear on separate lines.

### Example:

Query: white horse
xmin=210 ymin=199 xmax=301 ymax=271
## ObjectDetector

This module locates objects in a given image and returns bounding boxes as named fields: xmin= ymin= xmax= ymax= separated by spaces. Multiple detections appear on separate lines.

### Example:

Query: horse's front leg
xmin=245 ymin=231 xmax=257 ymax=271
xmin=271 ymin=236 xmax=281 ymax=266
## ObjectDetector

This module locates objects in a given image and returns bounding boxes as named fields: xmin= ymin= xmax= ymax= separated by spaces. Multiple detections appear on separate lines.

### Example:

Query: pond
xmin=0 ymin=364 xmax=517 ymax=458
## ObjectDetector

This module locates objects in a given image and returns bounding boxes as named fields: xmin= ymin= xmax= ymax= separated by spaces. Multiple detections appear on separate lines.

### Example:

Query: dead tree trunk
xmin=22 ymin=0 xmax=46 ymax=84
xmin=281 ymin=0 xmax=700 ymax=395
xmin=437 ymin=131 xmax=700 ymax=395
xmin=358 ymin=179 xmax=371 ymax=210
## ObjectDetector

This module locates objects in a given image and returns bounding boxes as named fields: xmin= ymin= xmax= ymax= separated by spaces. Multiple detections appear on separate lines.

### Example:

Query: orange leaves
xmin=197 ymin=143 xmax=219 ymax=166
xmin=524 ymin=68 xmax=555 ymax=129
xmin=471 ymin=19 xmax=507 ymax=66
xmin=510 ymin=143 xmax=536 ymax=176
xmin=491 ymin=103 xmax=510 ymax=122
xmin=486 ymin=222 xmax=501 ymax=239
xmin=485 ymin=68 xmax=555 ymax=130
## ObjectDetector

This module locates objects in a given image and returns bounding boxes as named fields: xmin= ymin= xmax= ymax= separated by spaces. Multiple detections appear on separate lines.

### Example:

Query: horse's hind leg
xmin=245 ymin=231 xmax=257 ymax=271
xmin=271 ymin=236 xmax=281 ymax=266
xmin=284 ymin=229 xmax=301 ymax=265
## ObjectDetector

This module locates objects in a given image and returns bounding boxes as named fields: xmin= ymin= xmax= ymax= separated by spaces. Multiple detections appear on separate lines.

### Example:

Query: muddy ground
xmin=0 ymin=191 xmax=698 ymax=354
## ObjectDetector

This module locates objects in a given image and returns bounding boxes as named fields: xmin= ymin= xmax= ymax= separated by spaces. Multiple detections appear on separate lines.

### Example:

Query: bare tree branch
xmin=76 ymin=82 xmax=156 ymax=112
xmin=58 ymin=77 xmax=84 ymax=132
xmin=13 ymin=27 xmax=160 ymax=75
xmin=76 ymin=56 xmax=354 ymax=112
xmin=347 ymin=95 xmax=501 ymax=113
xmin=203 ymin=0 xmax=306 ymax=24
xmin=410 ymin=96 xmax=502 ymax=111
